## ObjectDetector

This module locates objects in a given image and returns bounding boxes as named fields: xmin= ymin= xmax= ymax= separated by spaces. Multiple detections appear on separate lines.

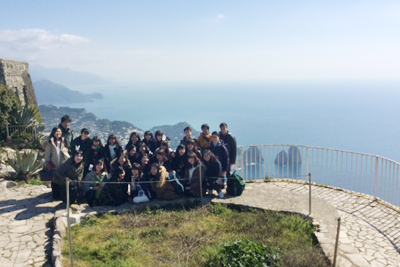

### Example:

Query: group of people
xmin=44 ymin=115 xmax=237 ymax=207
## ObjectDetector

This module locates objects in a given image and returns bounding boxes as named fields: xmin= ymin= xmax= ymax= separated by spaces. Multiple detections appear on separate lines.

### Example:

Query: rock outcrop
xmin=0 ymin=58 xmax=38 ymax=107
xmin=242 ymin=146 xmax=264 ymax=164
xmin=288 ymin=145 xmax=302 ymax=164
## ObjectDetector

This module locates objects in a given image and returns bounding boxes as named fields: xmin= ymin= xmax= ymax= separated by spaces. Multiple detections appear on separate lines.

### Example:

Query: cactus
xmin=6 ymin=150 xmax=43 ymax=183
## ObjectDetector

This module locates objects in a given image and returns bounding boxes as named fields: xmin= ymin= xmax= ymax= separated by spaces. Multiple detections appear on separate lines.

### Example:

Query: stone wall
xmin=0 ymin=58 xmax=38 ymax=107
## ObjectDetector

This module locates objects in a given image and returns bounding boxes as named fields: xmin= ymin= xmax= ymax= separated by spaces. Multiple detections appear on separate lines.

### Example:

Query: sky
xmin=1 ymin=0 xmax=400 ymax=83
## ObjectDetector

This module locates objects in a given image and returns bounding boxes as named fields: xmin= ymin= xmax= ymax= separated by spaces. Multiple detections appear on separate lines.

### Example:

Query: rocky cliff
xmin=0 ymin=58 xmax=38 ymax=107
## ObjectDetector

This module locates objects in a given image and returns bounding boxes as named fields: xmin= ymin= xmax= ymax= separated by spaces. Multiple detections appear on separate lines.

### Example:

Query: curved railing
xmin=236 ymin=144 xmax=400 ymax=211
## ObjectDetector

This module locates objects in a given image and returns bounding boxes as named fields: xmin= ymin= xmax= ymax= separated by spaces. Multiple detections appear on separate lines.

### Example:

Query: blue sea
xmin=64 ymin=81 xmax=400 ymax=162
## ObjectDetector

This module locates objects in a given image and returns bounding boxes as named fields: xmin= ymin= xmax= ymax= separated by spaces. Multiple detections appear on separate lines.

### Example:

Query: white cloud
xmin=0 ymin=29 xmax=89 ymax=51
xmin=216 ymin=14 xmax=225 ymax=19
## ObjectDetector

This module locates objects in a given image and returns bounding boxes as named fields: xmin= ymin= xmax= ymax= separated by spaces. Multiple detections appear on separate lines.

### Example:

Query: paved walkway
xmin=0 ymin=180 xmax=399 ymax=266
xmin=214 ymin=181 xmax=400 ymax=267
xmin=0 ymin=181 xmax=61 ymax=267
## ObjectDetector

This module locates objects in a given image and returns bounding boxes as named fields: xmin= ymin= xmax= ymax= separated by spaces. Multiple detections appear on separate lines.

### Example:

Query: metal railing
xmin=5 ymin=122 xmax=42 ymax=140
xmin=236 ymin=144 xmax=400 ymax=210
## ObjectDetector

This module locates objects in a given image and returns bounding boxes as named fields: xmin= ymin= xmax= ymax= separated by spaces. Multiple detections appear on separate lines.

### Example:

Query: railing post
xmin=5 ymin=121 xmax=9 ymax=139
xmin=66 ymin=179 xmax=74 ymax=267
xmin=240 ymin=146 xmax=244 ymax=180
xmin=305 ymin=147 xmax=309 ymax=179
xmin=333 ymin=217 xmax=341 ymax=267
xmin=308 ymin=173 xmax=312 ymax=215
xmin=374 ymin=157 xmax=379 ymax=199
xmin=200 ymin=164 xmax=203 ymax=202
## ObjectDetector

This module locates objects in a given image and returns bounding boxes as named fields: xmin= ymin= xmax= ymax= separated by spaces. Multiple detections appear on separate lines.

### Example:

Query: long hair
xmin=92 ymin=136 xmax=104 ymax=148
xmin=131 ymin=162 xmax=143 ymax=178
xmin=150 ymin=163 xmax=168 ymax=187
xmin=127 ymin=132 xmax=141 ymax=147
xmin=107 ymin=134 xmax=121 ymax=147
xmin=187 ymin=151 xmax=201 ymax=166
xmin=49 ymin=127 xmax=62 ymax=141
xmin=155 ymin=149 xmax=168 ymax=163
xmin=202 ymin=149 xmax=217 ymax=162
xmin=143 ymin=131 xmax=154 ymax=141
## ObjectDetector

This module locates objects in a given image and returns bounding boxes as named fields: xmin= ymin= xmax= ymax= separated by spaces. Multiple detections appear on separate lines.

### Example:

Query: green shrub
xmin=207 ymin=238 xmax=281 ymax=267
xmin=28 ymin=177 xmax=48 ymax=185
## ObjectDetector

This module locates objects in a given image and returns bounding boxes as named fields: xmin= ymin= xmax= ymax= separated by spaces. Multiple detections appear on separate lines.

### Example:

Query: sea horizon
xmin=44 ymin=81 xmax=400 ymax=162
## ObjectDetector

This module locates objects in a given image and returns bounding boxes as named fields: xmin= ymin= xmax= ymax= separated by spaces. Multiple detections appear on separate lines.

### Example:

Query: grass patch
xmin=63 ymin=204 xmax=329 ymax=267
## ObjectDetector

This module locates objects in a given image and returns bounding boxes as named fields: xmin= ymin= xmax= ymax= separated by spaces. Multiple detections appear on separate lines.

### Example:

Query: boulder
xmin=288 ymin=145 xmax=302 ymax=164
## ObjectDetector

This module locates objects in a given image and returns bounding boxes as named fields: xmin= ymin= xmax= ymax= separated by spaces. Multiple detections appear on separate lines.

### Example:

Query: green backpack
xmin=227 ymin=171 xmax=246 ymax=196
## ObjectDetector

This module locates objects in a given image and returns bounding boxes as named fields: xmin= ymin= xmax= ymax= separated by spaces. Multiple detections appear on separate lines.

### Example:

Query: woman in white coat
xmin=44 ymin=127 xmax=70 ymax=172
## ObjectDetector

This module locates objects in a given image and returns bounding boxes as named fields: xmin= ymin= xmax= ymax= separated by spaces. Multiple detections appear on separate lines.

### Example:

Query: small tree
xmin=0 ymin=83 xmax=21 ymax=140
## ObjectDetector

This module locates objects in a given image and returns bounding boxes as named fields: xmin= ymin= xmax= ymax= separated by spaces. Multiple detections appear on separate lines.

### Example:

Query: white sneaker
xmin=218 ymin=191 xmax=224 ymax=199
xmin=133 ymin=194 xmax=150 ymax=203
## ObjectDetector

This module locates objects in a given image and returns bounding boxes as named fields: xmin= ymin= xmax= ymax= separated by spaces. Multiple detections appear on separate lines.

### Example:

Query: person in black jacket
xmin=129 ymin=163 xmax=153 ymax=203
xmin=99 ymin=167 xmax=129 ymax=206
xmin=104 ymin=134 xmax=123 ymax=172
xmin=209 ymin=131 xmax=230 ymax=177
xmin=58 ymin=115 xmax=74 ymax=155
xmin=127 ymin=145 xmax=141 ymax=165
xmin=125 ymin=132 xmax=141 ymax=150
xmin=203 ymin=149 xmax=224 ymax=198
xmin=219 ymin=123 xmax=237 ymax=175
xmin=143 ymin=131 xmax=157 ymax=153
xmin=84 ymin=136 xmax=106 ymax=177
xmin=71 ymin=128 xmax=92 ymax=159
xmin=109 ymin=151 xmax=132 ymax=196
xmin=171 ymin=144 xmax=187 ymax=179
xmin=52 ymin=150 xmax=85 ymax=203
xmin=150 ymin=149 xmax=171 ymax=172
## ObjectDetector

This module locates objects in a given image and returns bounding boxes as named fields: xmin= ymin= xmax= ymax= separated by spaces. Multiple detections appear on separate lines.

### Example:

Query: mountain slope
xmin=34 ymin=80 xmax=103 ymax=104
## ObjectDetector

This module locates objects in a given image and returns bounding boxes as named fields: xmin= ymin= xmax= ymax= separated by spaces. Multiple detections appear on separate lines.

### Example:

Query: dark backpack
xmin=227 ymin=171 xmax=245 ymax=196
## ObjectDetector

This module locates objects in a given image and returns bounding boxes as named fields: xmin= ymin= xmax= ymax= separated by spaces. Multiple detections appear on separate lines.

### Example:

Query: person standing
xmin=209 ymin=131 xmax=229 ymax=178
xmin=202 ymin=149 xmax=224 ymax=198
xmin=104 ymin=134 xmax=123 ymax=172
xmin=44 ymin=127 xmax=70 ymax=169
xmin=180 ymin=126 xmax=199 ymax=147
xmin=197 ymin=124 xmax=212 ymax=151
xmin=71 ymin=128 xmax=92 ymax=159
xmin=219 ymin=122 xmax=237 ymax=175
xmin=58 ymin=115 xmax=74 ymax=155
xmin=44 ymin=127 xmax=70 ymax=180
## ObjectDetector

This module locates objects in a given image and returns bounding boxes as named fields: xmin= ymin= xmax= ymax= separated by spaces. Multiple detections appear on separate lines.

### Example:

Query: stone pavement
xmin=0 ymin=181 xmax=62 ymax=267
xmin=0 ymin=179 xmax=399 ymax=266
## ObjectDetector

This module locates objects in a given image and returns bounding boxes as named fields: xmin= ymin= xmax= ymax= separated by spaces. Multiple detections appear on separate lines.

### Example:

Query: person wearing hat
xmin=197 ymin=123 xmax=212 ymax=151
xmin=52 ymin=150 xmax=85 ymax=204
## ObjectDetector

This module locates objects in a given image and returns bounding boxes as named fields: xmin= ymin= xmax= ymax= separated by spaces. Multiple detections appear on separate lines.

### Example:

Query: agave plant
xmin=6 ymin=150 xmax=43 ymax=182
xmin=12 ymin=105 xmax=40 ymax=128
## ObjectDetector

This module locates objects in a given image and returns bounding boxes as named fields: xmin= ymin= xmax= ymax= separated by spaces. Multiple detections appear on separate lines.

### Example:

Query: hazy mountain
xmin=34 ymin=80 xmax=103 ymax=104
xmin=39 ymin=105 xmax=197 ymax=148
xmin=30 ymin=65 xmax=110 ymax=88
